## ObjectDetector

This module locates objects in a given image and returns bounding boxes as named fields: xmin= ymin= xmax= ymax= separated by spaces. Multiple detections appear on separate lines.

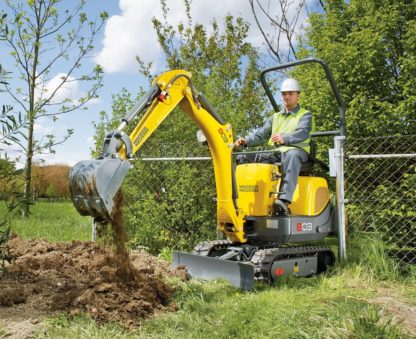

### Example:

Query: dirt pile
xmin=0 ymin=235 xmax=187 ymax=327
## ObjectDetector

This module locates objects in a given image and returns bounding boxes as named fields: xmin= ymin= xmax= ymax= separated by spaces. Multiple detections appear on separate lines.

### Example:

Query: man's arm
xmin=244 ymin=116 xmax=273 ymax=147
xmin=281 ymin=112 xmax=312 ymax=145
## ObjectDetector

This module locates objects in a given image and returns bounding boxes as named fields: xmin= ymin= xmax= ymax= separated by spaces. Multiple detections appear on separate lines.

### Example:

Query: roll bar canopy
xmin=260 ymin=58 xmax=346 ymax=137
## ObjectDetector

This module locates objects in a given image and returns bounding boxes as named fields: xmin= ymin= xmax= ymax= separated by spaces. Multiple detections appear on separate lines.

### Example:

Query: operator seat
xmin=299 ymin=140 xmax=315 ymax=175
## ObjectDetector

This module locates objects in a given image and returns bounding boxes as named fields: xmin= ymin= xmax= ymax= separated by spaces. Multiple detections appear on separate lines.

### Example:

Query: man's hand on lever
xmin=234 ymin=137 xmax=247 ymax=149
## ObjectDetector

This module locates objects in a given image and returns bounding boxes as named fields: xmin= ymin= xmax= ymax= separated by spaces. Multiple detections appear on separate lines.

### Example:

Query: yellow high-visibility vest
xmin=267 ymin=107 xmax=313 ymax=153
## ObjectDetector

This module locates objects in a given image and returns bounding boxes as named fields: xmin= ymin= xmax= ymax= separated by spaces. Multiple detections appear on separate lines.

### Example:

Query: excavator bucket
xmin=68 ymin=158 xmax=131 ymax=221
xmin=172 ymin=251 xmax=255 ymax=290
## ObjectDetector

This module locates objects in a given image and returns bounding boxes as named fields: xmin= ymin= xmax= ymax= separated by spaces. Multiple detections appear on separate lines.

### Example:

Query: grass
xmin=0 ymin=201 xmax=91 ymax=242
xmin=1 ymin=201 xmax=415 ymax=338
xmin=0 ymin=325 xmax=9 ymax=337
xmin=36 ymin=273 xmax=410 ymax=338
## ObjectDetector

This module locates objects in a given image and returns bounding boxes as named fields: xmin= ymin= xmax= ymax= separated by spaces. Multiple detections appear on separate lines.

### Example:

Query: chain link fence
xmin=119 ymin=136 xmax=416 ymax=265
xmin=121 ymin=151 xmax=218 ymax=252
xmin=345 ymin=135 xmax=416 ymax=265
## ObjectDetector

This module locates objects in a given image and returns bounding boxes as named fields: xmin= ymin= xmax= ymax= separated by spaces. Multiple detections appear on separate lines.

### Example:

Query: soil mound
xmin=0 ymin=236 xmax=187 ymax=327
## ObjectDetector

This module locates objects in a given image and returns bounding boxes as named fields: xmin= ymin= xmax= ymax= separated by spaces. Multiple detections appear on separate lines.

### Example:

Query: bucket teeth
xmin=68 ymin=158 xmax=130 ymax=220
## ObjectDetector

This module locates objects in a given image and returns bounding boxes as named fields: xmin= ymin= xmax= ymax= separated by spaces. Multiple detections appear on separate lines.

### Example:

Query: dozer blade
xmin=172 ymin=251 xmax=255 ymax=290
xmin=68 ymin=158 xmax=130 ymax=221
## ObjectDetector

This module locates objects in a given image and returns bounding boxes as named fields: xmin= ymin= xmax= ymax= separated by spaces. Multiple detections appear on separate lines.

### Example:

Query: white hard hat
xmin=280 ymin=78 xmax=300 ymax=92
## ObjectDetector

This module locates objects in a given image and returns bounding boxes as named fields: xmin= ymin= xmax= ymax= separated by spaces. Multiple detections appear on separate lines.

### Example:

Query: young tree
xmin=0 ymin=0 xmax=107 ymax=217
xmin=1 ymin=64 xmax=26 ymax=148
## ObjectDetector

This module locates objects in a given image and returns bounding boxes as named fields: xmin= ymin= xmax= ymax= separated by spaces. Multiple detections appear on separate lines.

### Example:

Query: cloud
xmin=35 ymin=73 xmax=79 ymax=104
xmin=95 ymin=0 xmax=262 ymax=74
xmin=87 ymin=135 xmax=95 ymax=146
xmin=34 ymin=72 xmax=101 ymax=108
xmin=95 ymin=0 xmax=163 ymax=73
xmin=34 ymin=123 xmax=53 ymax=136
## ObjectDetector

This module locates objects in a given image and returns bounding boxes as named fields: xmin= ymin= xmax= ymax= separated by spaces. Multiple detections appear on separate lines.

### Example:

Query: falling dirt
xmin=108 ymin=190 xmax=135 ymax=282
xmin=0 ymin=189 xmax=188 ymax=334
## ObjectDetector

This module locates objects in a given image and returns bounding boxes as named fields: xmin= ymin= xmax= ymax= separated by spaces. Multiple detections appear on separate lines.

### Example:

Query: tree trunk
xmin=22 ymin=119 xmax=34 ymax=218
xmin=22 ymin=10 xmax=40 ymax=218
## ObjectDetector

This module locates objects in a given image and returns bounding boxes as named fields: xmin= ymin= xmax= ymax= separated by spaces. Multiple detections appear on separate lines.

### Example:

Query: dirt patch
xmin=0 ymin=235 xmax=187 ymax=331
xmin=371 ymin=287 xmax=416 ymax=335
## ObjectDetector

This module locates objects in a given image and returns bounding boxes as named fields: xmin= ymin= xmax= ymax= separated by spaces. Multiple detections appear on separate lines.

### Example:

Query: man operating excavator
xmin=234 ymin=78 xmax=313 ymax=215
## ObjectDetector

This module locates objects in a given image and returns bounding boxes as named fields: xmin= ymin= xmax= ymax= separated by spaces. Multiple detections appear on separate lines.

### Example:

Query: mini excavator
xmin=69 ymin=58 xmax=346 ymax=290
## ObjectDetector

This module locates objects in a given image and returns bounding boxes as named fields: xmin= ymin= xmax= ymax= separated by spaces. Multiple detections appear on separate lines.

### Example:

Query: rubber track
xmin=193 ymin=240 xmax=232 ymax=256
xmin=250 ymin=246 xmax=333 ymax=282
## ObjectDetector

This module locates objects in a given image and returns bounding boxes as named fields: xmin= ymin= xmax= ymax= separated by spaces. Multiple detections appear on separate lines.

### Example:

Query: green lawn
xmin=36 ymin=271 xmax=414 ymax=338
xmin=1 ymin=201 xmax=91 ymax=242
xmin=1 ymin=201 xmax=415 ymax=338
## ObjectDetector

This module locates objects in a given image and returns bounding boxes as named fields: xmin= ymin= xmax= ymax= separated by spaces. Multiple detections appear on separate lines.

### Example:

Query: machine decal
xmin=239 ymin=185 xmax=259 ymax=192
xmin=296 ymin=222 xmax=313 ymax=232
xmin=266 ymin=219 xmax=279 ymax=229
xmin=274 ymin=267 xmax=285 ymax=276
xmin=133 ymin=127 xmax=149 ymax=146
xmin=218 ymin=128 xmax=229 ymax=143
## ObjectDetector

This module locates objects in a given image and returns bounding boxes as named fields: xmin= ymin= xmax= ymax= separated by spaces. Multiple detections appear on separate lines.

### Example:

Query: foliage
xmin=347 ymin=161 xmax=416 ymax=264
xmin=347 ymin=233 xmax=400 ymax=281
xmin=31 ymin=164 xmax=71 ymax=199
xmin=145 ymin=0 xmax=267 ymax=135
xmin=344 ymin=135 xmax=416 ymax=266
xmin=0 ymin=156 xmax=20 ymax=271
xmin=0 ymin=224 xmax=11 ymax=271
xmin=0 ymin=0 xmax=107 ymax=217
xmin=1 ymin=103 xmax=26 ymax=150
xmin=294 ymin=0 xmax=416 ymax=138
xmin=125 ymin=160 xmax=216 ymax=253
xmin=91 ymin=88 xmax=143 ymax=159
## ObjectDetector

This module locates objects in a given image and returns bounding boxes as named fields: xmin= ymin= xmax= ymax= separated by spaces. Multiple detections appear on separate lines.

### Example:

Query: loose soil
xmin=0 ymin=190 xmax=188 ymax=335
xmin=0 ymin=237 xmax=187 ymax=329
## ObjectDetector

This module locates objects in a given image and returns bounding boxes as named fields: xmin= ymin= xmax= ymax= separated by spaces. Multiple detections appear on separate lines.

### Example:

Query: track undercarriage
xmin=173 ymin=239 xmax=335 ymax=290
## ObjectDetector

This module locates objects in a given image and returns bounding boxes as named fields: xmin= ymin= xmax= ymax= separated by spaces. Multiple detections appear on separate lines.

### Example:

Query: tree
xmin=139 ymin=0 xmax=268 ymax=138
xmin=0 ymin=0 xmax=107 ymax=217
xmin=249 ymin=0 xmax=324 ymax=64
xmin=293 ymin=0 xmax=416 ymax=137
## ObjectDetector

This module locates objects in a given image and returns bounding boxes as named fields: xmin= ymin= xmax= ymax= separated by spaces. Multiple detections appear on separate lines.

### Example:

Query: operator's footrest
xmin=172 ymin=251 xmax=255 ymax=290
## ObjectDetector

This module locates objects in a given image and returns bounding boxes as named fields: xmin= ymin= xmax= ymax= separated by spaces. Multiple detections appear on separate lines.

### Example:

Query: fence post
xmin=335 ymin=136 xmax=347 ymax=262
xmin=92 ymin=218 xmax=96 ymax=242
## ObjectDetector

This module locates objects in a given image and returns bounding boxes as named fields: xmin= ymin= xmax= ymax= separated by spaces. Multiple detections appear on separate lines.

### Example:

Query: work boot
xmin=273 ymin=199 xmax=290 ymax=215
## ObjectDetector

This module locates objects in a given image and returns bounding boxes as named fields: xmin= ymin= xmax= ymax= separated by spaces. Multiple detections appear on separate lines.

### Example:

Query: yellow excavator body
xmin=235 ymin=163 xmax=330 ymax=218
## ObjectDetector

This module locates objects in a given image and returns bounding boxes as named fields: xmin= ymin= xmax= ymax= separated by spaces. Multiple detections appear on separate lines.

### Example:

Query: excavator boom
xmin=68 ymin=70 xmax=243 ymax=242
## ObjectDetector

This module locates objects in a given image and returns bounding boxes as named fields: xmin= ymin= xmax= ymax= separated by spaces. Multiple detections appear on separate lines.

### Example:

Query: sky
xmin=0 ymin=0 xmax=315 ymax=168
